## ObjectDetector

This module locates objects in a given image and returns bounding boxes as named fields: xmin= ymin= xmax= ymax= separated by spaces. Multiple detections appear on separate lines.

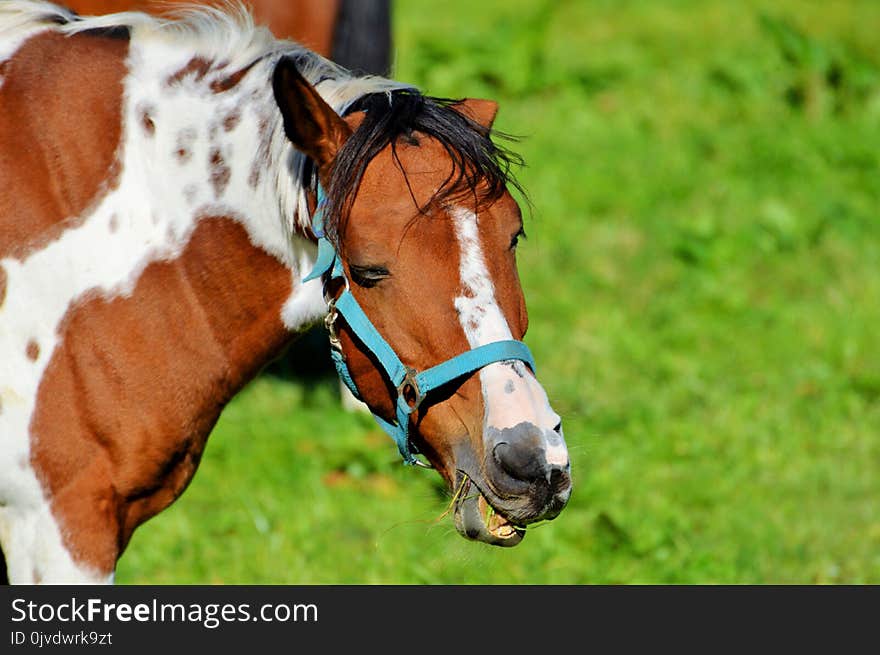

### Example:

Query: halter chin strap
xmin=304 ymin=185 xmax=536 ymax=465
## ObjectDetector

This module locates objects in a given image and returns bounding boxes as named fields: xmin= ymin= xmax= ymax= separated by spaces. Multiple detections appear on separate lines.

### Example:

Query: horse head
xmin=273 ymin=58 xmax=571 ymax=546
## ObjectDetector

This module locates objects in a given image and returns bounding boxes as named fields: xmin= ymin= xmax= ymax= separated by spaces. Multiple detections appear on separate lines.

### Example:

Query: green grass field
xmin=117 ymin=0 xmax=880 ymax=584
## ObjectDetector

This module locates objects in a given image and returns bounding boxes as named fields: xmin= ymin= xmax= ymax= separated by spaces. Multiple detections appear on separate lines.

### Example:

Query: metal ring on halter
xmin=397 ymin=367 xmax=424 ymax=411
xmin=323 ymin=276 xmax=349 ymax=355
xmin=396 ymin=370 xmax=432 ymax=467
xmin=324 ymin=302 xmax=341 ymax=353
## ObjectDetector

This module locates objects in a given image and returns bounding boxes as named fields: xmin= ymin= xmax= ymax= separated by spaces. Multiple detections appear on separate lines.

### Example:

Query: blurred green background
xmin=118 ymin=0 xmax=880 ymax=583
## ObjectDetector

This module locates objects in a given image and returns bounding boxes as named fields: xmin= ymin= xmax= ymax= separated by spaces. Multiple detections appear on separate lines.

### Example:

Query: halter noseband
xmin=303 ymin=185 xmax=536 ymax=465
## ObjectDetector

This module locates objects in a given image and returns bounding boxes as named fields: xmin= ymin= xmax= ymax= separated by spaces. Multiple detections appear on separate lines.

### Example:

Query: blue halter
xmin=303 ymin=185 xmax=536 ymax=465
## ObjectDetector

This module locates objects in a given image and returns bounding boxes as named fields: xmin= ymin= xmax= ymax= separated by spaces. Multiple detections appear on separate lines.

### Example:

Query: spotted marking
xmin=210 ymin=60 xmax=259 ymax=94
xmin=139 ymin=103 xmax=155 ymax=136
xmin=174 ymin=127 xmax=197 ymax=164
xmin=223 ymin=110 xmax=241 ymax=132
xmin=108 ymin=214 xmax=118 ymax=233
xmin=208 ymin=147 xmax=231 ymax=198
xmin=164 ymin=57 xmax=211 ymax=88
xmin=26 ymin=339 xmax=39 ymax=361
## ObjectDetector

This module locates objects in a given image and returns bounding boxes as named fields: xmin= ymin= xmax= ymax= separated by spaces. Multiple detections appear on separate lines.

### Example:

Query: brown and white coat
xmin=0 ymin=2 xmax=407 ymax=583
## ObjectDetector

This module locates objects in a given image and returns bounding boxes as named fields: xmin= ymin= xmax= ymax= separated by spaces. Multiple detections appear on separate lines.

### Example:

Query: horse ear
xmin=452 ymin=98 xmax=499 ymax=129
xmin=272 ymin=56 xmax=352 ymax=175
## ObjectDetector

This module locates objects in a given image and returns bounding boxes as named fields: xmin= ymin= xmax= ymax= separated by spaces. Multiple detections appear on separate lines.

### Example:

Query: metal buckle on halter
xmin=323 ymin=274 xmax=348 ymax=356
xmin=324 ymin=298 xmax=343 ymax=354
xmin=397 ymin=367 xmax=424 ymax=411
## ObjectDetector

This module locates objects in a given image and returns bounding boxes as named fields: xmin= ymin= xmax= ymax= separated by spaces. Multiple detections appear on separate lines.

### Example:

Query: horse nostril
xmin=492 ymin=440 xmax=545 ymax=483
xmin=553 ymin=422 xmax=563 ymax=435
xmin=490 ymin=422 xmax=569 ymax=488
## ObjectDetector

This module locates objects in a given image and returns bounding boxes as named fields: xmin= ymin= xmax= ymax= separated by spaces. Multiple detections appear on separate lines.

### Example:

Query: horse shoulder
xmin=25 ymin=214 xmax=296 ymax=573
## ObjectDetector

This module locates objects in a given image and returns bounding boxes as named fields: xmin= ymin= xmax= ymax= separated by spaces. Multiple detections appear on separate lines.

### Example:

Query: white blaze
xmin=450 ymin=208 xmax=568 ymax=467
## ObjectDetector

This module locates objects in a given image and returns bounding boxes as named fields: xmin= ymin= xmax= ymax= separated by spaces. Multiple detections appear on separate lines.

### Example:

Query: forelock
xmin=320 ymin=91 xmax=525 ymax=245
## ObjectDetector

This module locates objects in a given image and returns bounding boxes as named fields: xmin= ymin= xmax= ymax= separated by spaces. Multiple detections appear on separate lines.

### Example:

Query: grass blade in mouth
xmin=435 ymin=474 xmax=471 ymax=523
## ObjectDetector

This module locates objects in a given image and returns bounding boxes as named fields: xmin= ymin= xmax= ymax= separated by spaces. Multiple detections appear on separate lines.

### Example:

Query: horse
xmin=0 ymin=1 xmax=572 ymax=584
xmin=57 ymin=0 xmax=392 ymax=75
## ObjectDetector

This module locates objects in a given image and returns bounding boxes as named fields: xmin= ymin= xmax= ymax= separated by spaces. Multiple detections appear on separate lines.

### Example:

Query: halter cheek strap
xmin=304 ymin=185 xmax=536 ymax=465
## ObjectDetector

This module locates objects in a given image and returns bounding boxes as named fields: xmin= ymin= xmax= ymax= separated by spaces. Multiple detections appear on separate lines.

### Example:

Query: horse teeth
xmin=495 ymin=525 xmax=514 ymax=538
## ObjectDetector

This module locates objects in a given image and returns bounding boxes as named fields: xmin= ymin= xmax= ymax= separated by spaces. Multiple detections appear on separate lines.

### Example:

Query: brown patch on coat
xmin=0 ymin=31 xmax=129 ymax=260
xmin=0 ymin=264 xmax=6 ymax=307
xmin=29 ymin=216 xmax=295 ymax=575
xmin=26 ymin=340 xmax=40 ymax=361
xmin=209 ymin=148 xmax=231 ymax=198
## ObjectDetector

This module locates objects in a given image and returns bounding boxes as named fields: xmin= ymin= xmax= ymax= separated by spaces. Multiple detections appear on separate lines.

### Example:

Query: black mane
xmin=321 ymin=90 xmax=525 ymax=245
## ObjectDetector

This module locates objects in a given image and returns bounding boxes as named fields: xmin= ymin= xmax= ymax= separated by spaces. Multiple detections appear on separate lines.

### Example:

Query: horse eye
xmin=349 ymin=264 xmax=390 ymax=288
xmin=510 ymin=227 xmax=526 ymax=251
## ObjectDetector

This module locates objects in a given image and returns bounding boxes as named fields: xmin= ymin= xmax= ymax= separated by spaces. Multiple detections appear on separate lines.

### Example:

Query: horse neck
xmin=111 ymin=48 xmax=326 ymax=388
xmin=139 ymin=56 xmax=325 ymax=372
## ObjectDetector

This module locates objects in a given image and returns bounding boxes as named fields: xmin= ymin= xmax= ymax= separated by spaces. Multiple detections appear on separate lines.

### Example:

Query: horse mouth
xmin=452 ymin=475 xmax=525 ymax=547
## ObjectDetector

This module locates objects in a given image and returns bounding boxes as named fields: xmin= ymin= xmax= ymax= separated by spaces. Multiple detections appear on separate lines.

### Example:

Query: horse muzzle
xmin=451 ymin=424 xmax=572 ymax=546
